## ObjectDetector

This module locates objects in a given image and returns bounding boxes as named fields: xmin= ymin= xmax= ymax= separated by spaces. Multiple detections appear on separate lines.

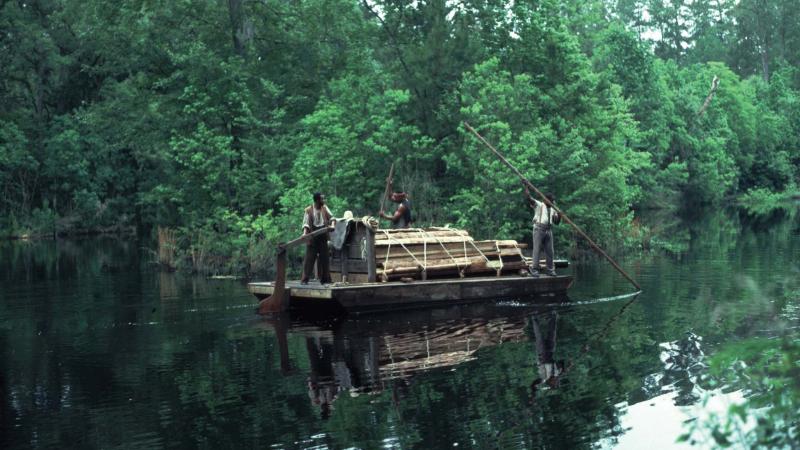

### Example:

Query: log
xmin=366 ymin=227 xmax=376 ymax=282
xmin=374 ymin=236 xmax=477 ymax=246
xmin=381 ymin=255 xmax=486 ymax=271
xmin=375 ymin=240 xmax=523 ymax=256
xmin=374 ymin=229 xmax=470 ymax=240
xmin=380 ymin=256 xmax=529 ymax=277
xmin=381 ymin=262 xmax=473 ymax=275
xmin=377 ymin=250 xmax=524 ymax=268
xmin=375 ymin=247 xmax=523 ymax=261
xmin=379 ymin=263 xmax=529 ymax=281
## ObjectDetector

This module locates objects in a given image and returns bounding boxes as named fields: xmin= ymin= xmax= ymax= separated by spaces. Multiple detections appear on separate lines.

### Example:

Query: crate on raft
xmin=330 ymin=225 xmax=542 ymax=283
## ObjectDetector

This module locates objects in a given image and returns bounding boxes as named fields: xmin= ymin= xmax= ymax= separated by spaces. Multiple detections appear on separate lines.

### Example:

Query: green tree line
xmin=1 ymin=0 xmax=798 ymax=272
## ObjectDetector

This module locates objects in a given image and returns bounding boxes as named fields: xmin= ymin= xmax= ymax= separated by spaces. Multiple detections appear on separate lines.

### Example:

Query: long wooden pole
xmin=463 ymin=122 xmax=641 ymax=291
xmin=379 ymin=162 xmax=395 ymax=214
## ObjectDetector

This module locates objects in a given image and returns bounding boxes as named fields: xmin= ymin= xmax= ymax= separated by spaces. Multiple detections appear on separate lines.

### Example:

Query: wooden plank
xmin=330 ymin=272 xmax=371 ymax=284
xmin=375 ymin=240 xmax=524 ymax=255
xmin=340 ymin=245 xmax=348 ymax=282
xmin=249 ymin=283 xmax=275 ymax=296
xmin=285 ymin=286 xmax=333 ymax=299
xmin=376 ymin=247 xmax=520 ymax=259
xmin=379 ymin=264 xmax=529 ymax=281
xmin=374 ymin=230 xmax=470 ymax=240
xmin=374 ymin=236 xmax=477 ymax=246
xmin=366 ymin=227 xmax=376 ymax=282
xmin=249 ymin=274 xmax=573 ymax=306
xmin=281 ymin=226 xmax=330 ymax=250
xmin=376 ymin=249 xmax=524 ymax=266
xmin=330 ymin=258 xmax=369 ymax=273
xmin=331 ymin=275 xmax=574 ymax=309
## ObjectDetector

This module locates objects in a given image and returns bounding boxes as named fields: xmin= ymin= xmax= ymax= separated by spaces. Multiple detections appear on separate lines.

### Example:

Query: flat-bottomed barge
xmin=249 ymin=274 xmax=572 ymax=311
xmin=251 ymin=219 xmax=572 ymax=313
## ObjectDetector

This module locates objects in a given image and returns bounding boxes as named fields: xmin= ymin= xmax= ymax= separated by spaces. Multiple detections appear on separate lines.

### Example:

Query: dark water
xmin=1 ymin=208 xmax=798 ymax=449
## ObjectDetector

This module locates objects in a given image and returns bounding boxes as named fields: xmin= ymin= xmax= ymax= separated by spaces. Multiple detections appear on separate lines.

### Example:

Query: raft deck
xmin=248 ymin=274 xmax=573 ymax=311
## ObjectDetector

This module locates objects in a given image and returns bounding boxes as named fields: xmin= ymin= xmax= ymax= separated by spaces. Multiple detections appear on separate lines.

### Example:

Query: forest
xmin=2 ymin=0 xmax=799 ymax=273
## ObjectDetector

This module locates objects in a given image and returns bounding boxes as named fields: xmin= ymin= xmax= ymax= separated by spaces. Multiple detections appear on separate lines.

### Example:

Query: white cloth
xmin=531 ymin=199 xmax=557 ymax=225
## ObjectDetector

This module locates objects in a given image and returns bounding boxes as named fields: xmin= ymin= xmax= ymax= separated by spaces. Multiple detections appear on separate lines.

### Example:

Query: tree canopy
xmin=1 ymin=0 xmax=798 ymax=271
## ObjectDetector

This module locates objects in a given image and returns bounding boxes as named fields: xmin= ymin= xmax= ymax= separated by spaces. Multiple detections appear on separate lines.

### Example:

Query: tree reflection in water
xmin=262 ymin=294 xmax=640 ymax=421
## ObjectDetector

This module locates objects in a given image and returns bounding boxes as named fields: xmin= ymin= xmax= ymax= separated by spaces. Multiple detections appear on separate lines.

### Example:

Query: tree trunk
xmin=760 ymin=49 xmax=770 ymax=82
xmin=227 ymin=0 xmax=245 ymax=57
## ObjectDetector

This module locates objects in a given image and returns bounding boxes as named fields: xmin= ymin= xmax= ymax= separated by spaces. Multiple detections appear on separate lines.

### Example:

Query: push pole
xmin=463 ymin=122 xmax=641 ymax=291
xmin=379 ymin=162 xmax=395 ymax=215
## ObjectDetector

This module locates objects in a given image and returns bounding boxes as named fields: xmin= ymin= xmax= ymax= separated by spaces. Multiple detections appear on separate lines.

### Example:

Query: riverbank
xmin=738 ymin=188 xmax=799 ymax=214
xmin=5 ymin=192 xmax=797 ymax=277
xmin=2 ymin=226 xmax=137 ymax=241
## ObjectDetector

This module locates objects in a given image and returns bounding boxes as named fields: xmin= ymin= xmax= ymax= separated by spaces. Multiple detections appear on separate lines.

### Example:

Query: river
xmin=1 ymin=207 xmax=797 ymax=449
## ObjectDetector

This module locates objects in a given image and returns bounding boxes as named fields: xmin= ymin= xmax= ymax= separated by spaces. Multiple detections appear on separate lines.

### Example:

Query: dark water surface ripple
xmin=1 ymin=209 xmax=798 ymax=449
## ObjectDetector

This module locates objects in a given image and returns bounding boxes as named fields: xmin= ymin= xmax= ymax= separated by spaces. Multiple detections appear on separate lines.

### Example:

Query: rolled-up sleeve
xmin=302 ymin=211 xmax=310 ymax=231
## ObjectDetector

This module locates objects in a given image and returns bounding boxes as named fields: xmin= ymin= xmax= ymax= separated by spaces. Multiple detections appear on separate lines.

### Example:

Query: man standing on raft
xmin=379 ymin=177 xmax=413 ymax=229
xmin=523 ymin=183 xmax=559 ymax=277
xmin=301 ymin=192 xmax=335 ymax=285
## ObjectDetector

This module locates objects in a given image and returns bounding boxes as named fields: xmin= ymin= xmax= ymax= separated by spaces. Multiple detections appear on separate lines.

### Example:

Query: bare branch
xmin=696 ymin=75 xmax=720 ymax=117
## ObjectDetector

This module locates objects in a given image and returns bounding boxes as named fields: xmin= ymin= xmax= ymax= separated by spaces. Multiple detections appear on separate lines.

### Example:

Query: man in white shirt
xmin=301 ymin=192 xmax=335 ymax=284
xmin=523 ymin=184 xmax=559 ymax=277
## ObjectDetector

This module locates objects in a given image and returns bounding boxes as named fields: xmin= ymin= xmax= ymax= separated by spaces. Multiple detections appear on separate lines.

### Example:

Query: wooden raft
xmin=256 ymin=222 xmax=571 ymax=314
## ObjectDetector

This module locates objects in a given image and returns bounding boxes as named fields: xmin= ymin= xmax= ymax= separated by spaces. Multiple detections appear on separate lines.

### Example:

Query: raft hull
xmin=248 ymin=275 xmax=573 ymax=312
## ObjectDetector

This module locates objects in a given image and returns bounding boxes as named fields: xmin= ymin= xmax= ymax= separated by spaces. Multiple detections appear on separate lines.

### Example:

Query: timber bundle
xmin=373 ymin=227 xmax=529 ymax=281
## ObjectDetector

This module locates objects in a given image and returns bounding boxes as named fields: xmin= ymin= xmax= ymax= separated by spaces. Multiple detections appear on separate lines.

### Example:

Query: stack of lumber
xmin=373 ymin=227 xmax=528 ymax=281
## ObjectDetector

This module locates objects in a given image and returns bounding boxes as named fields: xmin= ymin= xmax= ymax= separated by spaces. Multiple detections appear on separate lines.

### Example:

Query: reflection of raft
xmin=250 ymin=222 xmax=572 ymax=313
xmin=261 ymin=301 xmax=549 ymax=399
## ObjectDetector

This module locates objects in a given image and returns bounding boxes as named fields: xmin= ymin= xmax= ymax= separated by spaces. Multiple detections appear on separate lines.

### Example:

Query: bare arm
xmin=523 ymin=185 xmax=540 ymax=209
xmin=325 ymin=205 xmax=336 ymax=226
xmin=381 ymin=204 xmax=406 ymax=222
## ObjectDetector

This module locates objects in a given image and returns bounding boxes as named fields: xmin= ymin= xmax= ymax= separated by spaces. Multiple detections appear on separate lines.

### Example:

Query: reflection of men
xmin=523 ymin=184 xmax=559 ymax=277
xmin=306 ymin=337 xmax=339 ymax=419
xmin=301 ymin=192 xmax=334 ymax=285
xmin=379 ymin=178 xmax=412 ymax=229
xmin=530 ymin=311 xmax=563 ymax=391
xmin=307 ymin=379 xmax=338 ymax=420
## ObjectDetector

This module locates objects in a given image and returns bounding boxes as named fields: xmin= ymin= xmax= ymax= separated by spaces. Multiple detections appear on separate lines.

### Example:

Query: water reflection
xmin=262 ymin=303 xmax=551 ymax=415
xmin=0 ymin=207 xmax=797 ymax=449
xmin=530 ymin=311 xmax=563 ymax=391
xmin=260 ymin=295 xmax=643 ymax=423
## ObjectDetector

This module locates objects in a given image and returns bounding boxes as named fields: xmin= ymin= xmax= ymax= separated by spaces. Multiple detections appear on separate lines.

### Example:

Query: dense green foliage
xmin=2 ymin=0 xmax=799 ymax=271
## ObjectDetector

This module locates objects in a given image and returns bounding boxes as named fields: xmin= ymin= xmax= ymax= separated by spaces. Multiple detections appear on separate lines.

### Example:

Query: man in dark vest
xmin=380 ymin=192 xmax=412 ymax=229
xmin=301 ymin=192 xmax=335 ymax=285
xmin=379 ymin=178 xmax=413 ymax=229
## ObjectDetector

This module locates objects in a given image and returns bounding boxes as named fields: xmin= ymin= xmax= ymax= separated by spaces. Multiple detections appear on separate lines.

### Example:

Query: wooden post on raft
xmin=462 ymin=122 xmax=642 ymax=291
xmin=366 ymin=226 xmax=377 ymax=282
xmin=257 ymin=226 xmax=332 ymax=314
